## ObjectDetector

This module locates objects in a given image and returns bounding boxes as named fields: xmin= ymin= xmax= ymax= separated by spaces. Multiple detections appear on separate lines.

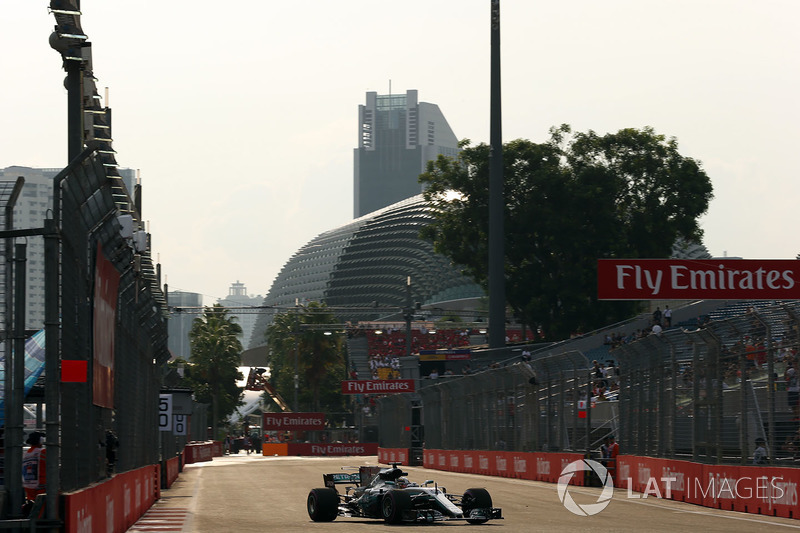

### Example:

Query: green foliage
xmin=266 ymin=302 xmax=346 ymax=412
xmin=187 ymin=305 xmax=244 ymax=436
xmin=420 ymin=125 xmax=713 ymax=340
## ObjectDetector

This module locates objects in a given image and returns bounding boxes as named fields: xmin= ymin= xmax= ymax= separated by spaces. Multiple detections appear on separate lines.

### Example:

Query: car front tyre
xmin=462 ymin=488 xmax=492 ymax=524
xmin=381 ymin=489 xmax=412 ymax=524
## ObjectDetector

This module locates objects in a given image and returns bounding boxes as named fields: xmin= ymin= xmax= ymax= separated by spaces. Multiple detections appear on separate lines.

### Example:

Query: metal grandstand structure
xmin=378 ymin=300 xmax=800 ymax=467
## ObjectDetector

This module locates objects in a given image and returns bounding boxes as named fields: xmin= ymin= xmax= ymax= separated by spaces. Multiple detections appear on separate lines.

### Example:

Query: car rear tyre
xmin=381 ymin=489 xmax=412 ymax=524
xmin=462 ymin=488 xmax=492 ymax=524
xmin=307 ymin=488 xmax=339 ymax=522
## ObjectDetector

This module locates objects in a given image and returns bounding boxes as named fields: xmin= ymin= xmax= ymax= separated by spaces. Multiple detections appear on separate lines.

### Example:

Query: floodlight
xmin=49 ymin=0 xmax=81 ymax=14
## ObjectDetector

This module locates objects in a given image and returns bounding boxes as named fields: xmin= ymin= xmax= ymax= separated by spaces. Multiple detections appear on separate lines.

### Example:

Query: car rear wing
xmin=322 ymin=465 xmax=383 ymax=489
xmin=323 ymin=472 xmax=361 ymax=488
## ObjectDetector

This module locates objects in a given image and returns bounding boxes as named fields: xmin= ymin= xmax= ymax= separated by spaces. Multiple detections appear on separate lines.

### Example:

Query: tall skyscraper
xmin=0 ymin=166 xmax=136 ymax=330
xmin=167 ymin=290 xmax=203 ymax=359
xmin=353 ymin=90 xmax=460 ymax=218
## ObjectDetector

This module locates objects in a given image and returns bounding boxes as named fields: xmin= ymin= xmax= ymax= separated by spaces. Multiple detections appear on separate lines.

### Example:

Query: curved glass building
xmin=249 ymin=195 xmax=484 ymax=348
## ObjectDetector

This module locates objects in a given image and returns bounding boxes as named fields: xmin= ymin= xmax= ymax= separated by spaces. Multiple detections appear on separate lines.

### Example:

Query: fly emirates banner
xmin=598 ymin=259 xmax=800 ymax=300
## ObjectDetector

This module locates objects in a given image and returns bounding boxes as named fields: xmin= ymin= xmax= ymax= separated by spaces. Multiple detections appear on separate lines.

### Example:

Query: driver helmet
xmin=396 ymin=477 xmax=410 ymax=488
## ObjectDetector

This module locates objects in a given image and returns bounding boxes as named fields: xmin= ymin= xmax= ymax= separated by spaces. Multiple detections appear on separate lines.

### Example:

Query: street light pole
xmin=488 ymin=0 xmax=506 ymax=349
xmin=405 ymin=276 xmax=412 ymax=358
xmin=293 ymin=306 xmax=300 ymax=412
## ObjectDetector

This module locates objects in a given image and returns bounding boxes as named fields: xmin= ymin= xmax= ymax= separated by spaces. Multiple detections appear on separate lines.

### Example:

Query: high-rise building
xmin=217 ymin=281 xmax=262 ymax=348
xmin=0 ymin=166 xmax=136 ymax=330
xmin=167 ymin=290 xmax=203 ymax=359
xmin=353 ymin=90 xmax=460 ymax=218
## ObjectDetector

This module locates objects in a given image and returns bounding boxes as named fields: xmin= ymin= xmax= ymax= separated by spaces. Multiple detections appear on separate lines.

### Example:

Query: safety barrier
xmin=617 ymin=455 xmax=800 ymax=519
xmin=162 ymin=455 xmax=181 ymax=489
xmin=378 ymin=447 xmax=410 ymax=465
xmin=183 ymin=441 xmax=223 ymax=464
xmin=262 ymin=442 xmax=379 ymax=456
xmin=383 ymin=447 xmax=800 ymax=520
xmin=400 ymin=449 xmax=585 ymax=485
xmin=62 ymin=464 xmax=160 ymax=533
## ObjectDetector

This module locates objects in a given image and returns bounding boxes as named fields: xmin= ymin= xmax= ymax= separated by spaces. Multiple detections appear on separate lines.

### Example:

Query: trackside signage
xmin=262 ymin=412 xmax=325 ymax=431
xmin=341 ymin=380 xmax=415 ymax=394
xmin=598 ymin=259 xmax=800 ymax=300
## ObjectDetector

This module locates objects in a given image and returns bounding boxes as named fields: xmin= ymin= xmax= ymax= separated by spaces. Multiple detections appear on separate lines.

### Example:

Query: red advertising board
xmin=184 ymin=442 xmax=215 ymax=464
xmin=64 ymin=464 xmax=159 ymax=533
xmin=378 ymin=448 xmax=410 ymax=465
xmin=422 ymin=449 xmax=584 ymax=485
xmin=262 ymin=412 xmax=325 ymax=431
xmin=341 ymin=380 xmax=415 ymax=395
xmin=288 ymin=442 xmax=378 ymax=456
xmin=598 ymin=259 xmax=800 ymax=300
xmin=93 ymin=244 xmax=120 ymax=408
xmin=617 ymin=455 xmax=800 ymax=519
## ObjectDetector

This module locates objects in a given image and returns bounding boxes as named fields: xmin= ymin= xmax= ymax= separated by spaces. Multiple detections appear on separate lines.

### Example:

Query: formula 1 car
xmin=306 ymin=463 xmax=502 ymax=524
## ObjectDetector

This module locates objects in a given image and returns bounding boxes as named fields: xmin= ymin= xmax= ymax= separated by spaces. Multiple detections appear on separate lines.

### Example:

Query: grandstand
xmin=378 ymin=298 xmax=800 ymax=467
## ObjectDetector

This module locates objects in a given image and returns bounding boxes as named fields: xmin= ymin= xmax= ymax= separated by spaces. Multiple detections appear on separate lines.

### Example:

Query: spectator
xmin=22 ymin=432 xmax=46 ymax=502
xmin=653 ymin=307 xmax=662 ymax=327
xmin=753 ymin=437 xmax=768 ymax=465
xmin=651 ymin=323 xmax=663 ymax=335
xmin=243 ymin=435 xmax=252 ymax=455
xmin=600 ymin=436 xmax=610 ymax=466
xmin=663 ymin=306 xmax=672 ymax=328
xmin=786 ymin=363 xmax=800 ymax=419
xmin=605 ymin=435 xmax=619 ymax=481
xmin=105 ymin=430 xmax=119 ymax=475
xmin=592 ymin=360 xmax=603 ymax=382
xmin=781 ymin=428 xmax=800 ymax=459
xmin=429 ymin=369 xmax=439 ymax=379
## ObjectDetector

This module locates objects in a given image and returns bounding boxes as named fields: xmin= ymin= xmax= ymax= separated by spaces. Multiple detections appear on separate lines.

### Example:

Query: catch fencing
xmin=0 ymin=153 xmax=173 ymax=501
xmin=378 ymin=300 xmax=800 ymax=467
xmin=57 ymin=153 xmax=171 ymax=490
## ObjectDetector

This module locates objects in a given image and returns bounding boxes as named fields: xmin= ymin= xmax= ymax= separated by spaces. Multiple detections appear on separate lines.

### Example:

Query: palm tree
xmin=267 ymin=302 xmax=344 ymax=412
xmin=189 ymin=305 xmax=243 ymax=439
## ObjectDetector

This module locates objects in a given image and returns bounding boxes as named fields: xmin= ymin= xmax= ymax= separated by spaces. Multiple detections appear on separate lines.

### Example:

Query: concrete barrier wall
xmin=412 ymin=448 xmax=586 ymax=485
xmin=617 ymin=455 xmax=800 ymax=520
xmin=184 ymin=441 xmax=221 ymax=464
xmin=62 ymin=464 xmax=160 ymax=533
xmin=263 ymin=442 xmax=378 ymax=456
xmin=385 ymin=448 xmax=800 ymax=520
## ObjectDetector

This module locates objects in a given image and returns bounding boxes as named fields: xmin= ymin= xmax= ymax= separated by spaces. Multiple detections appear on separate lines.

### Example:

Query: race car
xmin=306 ymin=463 xmax=502 ymax=524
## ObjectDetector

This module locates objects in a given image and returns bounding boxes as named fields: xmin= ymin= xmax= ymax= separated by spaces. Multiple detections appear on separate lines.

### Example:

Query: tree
xmin=420 ymin=125 xmax=713 ymax=340
xmin=266 ymin=302 xmax=345 ymax=412
xmin=188 ymin=305 xmax=244 ymax=439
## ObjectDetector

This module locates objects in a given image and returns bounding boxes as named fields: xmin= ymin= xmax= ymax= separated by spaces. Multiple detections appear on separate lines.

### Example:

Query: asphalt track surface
xmin=140 ymin=454 xmax=800 ymax=533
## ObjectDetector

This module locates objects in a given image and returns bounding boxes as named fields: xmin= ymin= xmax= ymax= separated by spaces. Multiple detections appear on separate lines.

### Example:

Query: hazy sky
xmin=3 ymin=1 xmax=798 ymax=305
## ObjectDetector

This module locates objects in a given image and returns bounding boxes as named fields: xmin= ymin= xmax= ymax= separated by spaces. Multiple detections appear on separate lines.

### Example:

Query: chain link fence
xmin=379 ymin=301 xmax=800 ymax=467
xmin=379 ymin=351 xmax=596 ymax=454
xmin=56 ymin=154 xmax=170 ymax=491
xmin=615 ymin=301 xmax=799 ymax=465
